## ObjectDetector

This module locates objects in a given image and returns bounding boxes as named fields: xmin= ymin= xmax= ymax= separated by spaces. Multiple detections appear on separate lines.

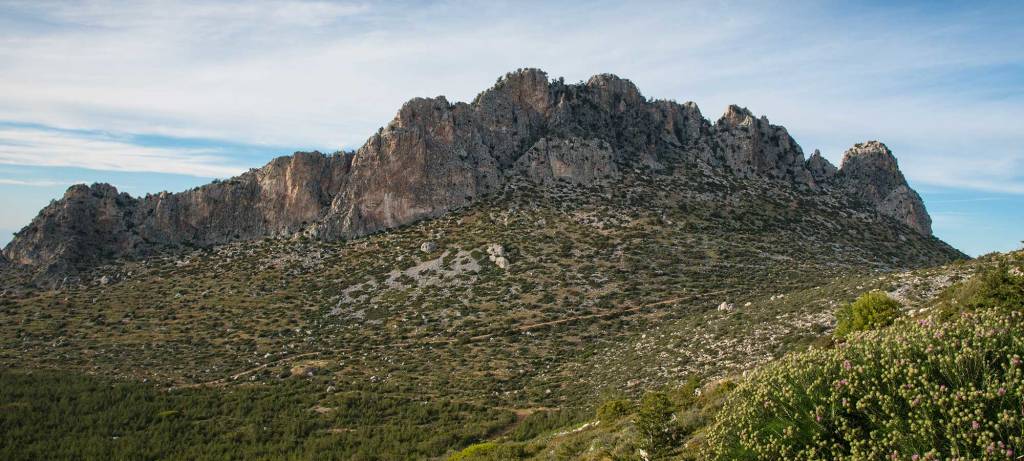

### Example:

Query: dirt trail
xmin=168 ymin=351 xmax=321 ymax=390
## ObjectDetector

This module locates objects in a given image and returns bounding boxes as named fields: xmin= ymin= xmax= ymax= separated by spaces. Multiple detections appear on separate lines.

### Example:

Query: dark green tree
xmin=834 ymin=291 xmax=902 ymax=337
xmin=634 ymin=391 xmax=676 ymax=454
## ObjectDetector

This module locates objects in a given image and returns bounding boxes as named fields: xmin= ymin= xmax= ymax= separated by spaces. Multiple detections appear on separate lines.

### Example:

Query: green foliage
xmin=634 ymin=391 xmax=677 ymax=453
xmin=0 ymin=370 xmax=512 ymax=461
xmin=833 ymin=291 xmax=902 ymax=338
xmin=508 ymin=408 xmax=587 ymax=442
xmin=447 ymin=442 xmax=525 ymax=461
xmin=937 ymin=262 xmax=1024 ymax=319
xmin=703 ymin=308 xmax=1024 ymax=460
xmin=596 ymin=398 xmax=635 ymax=422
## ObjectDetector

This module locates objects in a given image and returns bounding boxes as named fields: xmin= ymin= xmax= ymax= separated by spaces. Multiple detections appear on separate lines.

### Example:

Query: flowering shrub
xmin=834 ymin=291 xmax=902 ymax=338
xmin=703 ymin=309 xmax=1024 ymax=460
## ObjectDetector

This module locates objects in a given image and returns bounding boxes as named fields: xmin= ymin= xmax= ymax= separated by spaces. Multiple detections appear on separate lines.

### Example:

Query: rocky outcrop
xmin=711 ymin=105 xmax=814 ymax=187
xmin=513 ymin=137 xmax=618 ymax=184
xmin=836 ymin=141 xmax=932 ymax=235
xmin=2 ymin=152 xmax=352 ymax=270
xmin=3 ymin=183 xmax=138 ymax=272
xmin=2 ymin=69 xmax=938 ymax=273
xmin=806 ymin=149 xmax=838 ymax=183
xmin=486 ymin=244 xmax=509 ymax=270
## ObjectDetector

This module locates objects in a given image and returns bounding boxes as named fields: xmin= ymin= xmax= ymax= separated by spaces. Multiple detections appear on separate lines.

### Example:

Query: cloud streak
xmin=0 ymin=0 xmax=1020 ymax=195
xmin=0 ymin=125 xmax=247 ymax=178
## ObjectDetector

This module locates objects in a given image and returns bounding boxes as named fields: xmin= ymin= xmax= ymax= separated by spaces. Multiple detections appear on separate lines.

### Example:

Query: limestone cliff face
xmin=837 ymin=141 xmax=932 ymax=235
xmin=711 ymin=105 xmax=813 ymax=187
xmin=3 ymin=152 xmax=352 ymax=270
xmin=512 ymin=137 xmax=618 ymax=184
xmin=2 ymin=69 xmax=938 ymax=273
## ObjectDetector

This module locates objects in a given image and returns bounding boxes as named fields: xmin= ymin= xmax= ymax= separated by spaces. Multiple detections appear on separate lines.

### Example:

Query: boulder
xmin=290 ymin=365 xmax=318 ymax=377
xmin=420 ymin=241 xmax=437 ymax=253
xmin=486 ymin=243 xmax=505 ymax=259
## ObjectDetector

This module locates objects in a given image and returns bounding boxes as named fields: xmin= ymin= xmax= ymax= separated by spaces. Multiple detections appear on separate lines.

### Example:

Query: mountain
xmin=0 ymin=68 xmax=971 ymax=459
xmin=3 ymin=69 xmax=939 ymax=275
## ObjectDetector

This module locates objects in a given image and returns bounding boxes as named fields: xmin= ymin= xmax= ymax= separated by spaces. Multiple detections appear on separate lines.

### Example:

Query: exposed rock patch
xmin=487 ymin=244 xmax=510 ymax=270
xmin=514 ymin=137 xmax=618 ymax=184
xmin=837 ymin=141 xmax=932 ymax=235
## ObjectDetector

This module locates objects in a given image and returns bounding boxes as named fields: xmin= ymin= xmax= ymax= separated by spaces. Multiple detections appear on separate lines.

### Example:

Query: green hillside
xmin=0 ymin=171 xmax=967 ymax=459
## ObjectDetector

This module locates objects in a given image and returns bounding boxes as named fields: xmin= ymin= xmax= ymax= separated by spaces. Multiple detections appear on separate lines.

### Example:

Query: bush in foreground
xmin=833 ymin=291 xmax=902 ymax=338
xmin=703 ymin=308 xmax=1024 ymax=460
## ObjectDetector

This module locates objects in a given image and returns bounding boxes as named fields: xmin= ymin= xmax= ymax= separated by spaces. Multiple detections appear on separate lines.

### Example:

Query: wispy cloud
xmin=928 ymin=196 xmax=1013 ymax=204
xmin=0 ymin=0 xmax=1020 ymax=195
xmin=0 ymin=125 xmax=247 ymax=178
xmin=0 ymin=177 xmax=73 ymax=187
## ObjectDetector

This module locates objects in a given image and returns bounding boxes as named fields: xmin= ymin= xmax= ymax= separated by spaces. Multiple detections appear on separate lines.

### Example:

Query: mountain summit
xmin=3 ymin=69 xmax=936 ymax=273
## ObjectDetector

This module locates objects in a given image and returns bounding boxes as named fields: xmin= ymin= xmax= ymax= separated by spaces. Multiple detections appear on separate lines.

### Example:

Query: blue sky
xmin=0 ymin=0 xmax=1021 ymax=256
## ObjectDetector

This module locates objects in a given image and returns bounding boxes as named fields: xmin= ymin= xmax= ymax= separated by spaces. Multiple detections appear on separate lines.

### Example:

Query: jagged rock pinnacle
xmin=838 ymin=141 xmax=932 ymax=235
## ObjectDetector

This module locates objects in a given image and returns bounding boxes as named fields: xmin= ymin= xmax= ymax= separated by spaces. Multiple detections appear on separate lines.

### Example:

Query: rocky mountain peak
xmin=840 ymin=141 xmax=899 ymax=173
xmin=474 ymin=68 xmax=553 ymax=117
xmin=838 ymin=141 xmax=932 ymax=235
xmin=716 ymin=104 xmax=756 ymax=128
xmin=63 ymin=182 xmax=124 ymax=200
xmin=2 ymin=70 xmax=942 ymax=274
xmin=710 ymin=105 xmax=812 ymax=186
xmin=585 ymin=73 xmax=645 ymax=107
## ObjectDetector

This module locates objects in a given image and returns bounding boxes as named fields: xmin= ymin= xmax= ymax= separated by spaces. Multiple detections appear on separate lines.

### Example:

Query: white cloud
xmin=0 ymin=125 xmax=247 ymax=178
xmin=0 ymin=178 xmax=67 ymax=187
xmin=0 ymin=0 xmax=1020 ymax=193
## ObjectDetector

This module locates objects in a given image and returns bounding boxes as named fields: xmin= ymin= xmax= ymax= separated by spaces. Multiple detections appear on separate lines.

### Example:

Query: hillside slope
xmin=0 ymin=69 xmax=969 ymax=459
xmin=0 ymin=168 xmax=960 ymax=403
xmin=445 ymin=251 xmax=1022 ymax=460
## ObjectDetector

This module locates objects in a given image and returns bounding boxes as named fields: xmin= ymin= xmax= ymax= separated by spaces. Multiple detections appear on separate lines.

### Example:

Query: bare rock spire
xmin=838 ymin=141 xmax=932 ymax=235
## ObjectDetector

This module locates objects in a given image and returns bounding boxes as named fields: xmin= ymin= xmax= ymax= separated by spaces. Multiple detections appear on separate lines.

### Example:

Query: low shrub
xmin=635 ymin=391 xmax=678 ymax=454
xmin=596 ymin=398 xmax=634 ymax=422
xmin=448 ymin=442 xmax=525 ymax=461
xmin=834 ymin=291 xmax=902 ymax=338
xmin=937 ymin=262 xmax=1024 ymax=319
xmin=703 ymin=309 xmax=1024 ymax=460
